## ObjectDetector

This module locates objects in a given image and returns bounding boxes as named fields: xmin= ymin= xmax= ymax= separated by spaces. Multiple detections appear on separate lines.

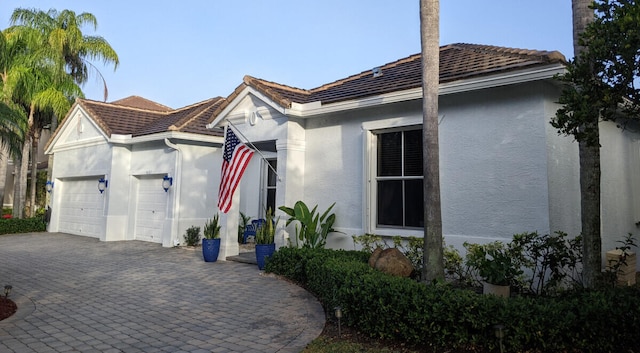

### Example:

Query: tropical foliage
xmin=0 ymin=8 xmax=118 ymax=218
xmin=279 ymin=201 xmax=337 ymax=248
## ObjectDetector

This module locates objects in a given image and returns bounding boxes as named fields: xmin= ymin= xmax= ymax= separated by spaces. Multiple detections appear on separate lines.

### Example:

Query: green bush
xmin=183 ymin=226 xmax=201 ymax=246
xmin=266 ymin=247 xmax=640 ymax=352
xmin=0 ymin=217 xmax=47 ymax=234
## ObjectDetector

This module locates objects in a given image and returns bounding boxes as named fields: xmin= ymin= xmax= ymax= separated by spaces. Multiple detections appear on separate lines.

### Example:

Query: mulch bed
xmin=0 ymin=297 xmax=16 ymax=321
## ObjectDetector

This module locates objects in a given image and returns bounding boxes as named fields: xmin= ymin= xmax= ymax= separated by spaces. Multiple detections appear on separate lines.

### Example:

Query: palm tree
xmin=7 ymin=8 xmax=119 ymax=217
xmin=0 ymin=29 xmax=32 ymax=213
xmin=572 ymin=0 xmax=600 ymax=288
xmin=10 ymin=8 xmax=119 ymax=94
xmin=420 ymin=0 xmax=444 ymax=282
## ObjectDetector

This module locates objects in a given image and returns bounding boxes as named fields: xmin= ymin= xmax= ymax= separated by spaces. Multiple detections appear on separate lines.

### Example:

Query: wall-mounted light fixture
xmin=162 ymin=175 xmax=173 ymax=192
xmin=98 ymin=177 xmax=108 ymax=193
xmin=46 ymin=180 xmax=54 ymax=193
xmin=4 ymin=285 xmax=12 ymax=298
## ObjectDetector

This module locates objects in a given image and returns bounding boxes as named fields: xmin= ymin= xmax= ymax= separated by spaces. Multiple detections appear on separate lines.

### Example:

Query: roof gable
xmin=47 ymin=96 xmax=225 ymax=151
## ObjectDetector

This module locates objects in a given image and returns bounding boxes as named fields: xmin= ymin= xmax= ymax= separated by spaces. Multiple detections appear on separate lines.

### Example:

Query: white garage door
xmin=58 ymin=178 xmax=105 ymax=238
xmin=134 ymin=177 xmax=167 ymax=243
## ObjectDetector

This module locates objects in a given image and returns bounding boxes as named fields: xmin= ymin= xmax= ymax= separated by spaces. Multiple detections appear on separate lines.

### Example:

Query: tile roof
xmin=210 ymin=43 xmax=567 ymax=118
xmin=110 ymin=96 xmax=173 ymax=112
xmin=67 ymin=96 xmax=225 ymax=139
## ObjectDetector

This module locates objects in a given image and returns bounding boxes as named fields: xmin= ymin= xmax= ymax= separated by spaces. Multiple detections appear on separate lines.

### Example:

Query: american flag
xmin=217 ymin=127 xmax=254 ymax=213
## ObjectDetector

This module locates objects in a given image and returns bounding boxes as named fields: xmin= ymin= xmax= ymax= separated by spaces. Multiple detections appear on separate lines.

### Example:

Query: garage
xmin=133 ymin=176 xmax=168 ymax=244
xmin=58 ymin=177 xmax=105 ymax=238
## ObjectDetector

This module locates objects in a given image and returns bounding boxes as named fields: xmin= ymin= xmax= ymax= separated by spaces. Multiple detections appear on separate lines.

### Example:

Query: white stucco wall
xmin=600 ymin=122 xmax=640 ymax=255
xmin=301 ymin=82 xmax=583 ymax=251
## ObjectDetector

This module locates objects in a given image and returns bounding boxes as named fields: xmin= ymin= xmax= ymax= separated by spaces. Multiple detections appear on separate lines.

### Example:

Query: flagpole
xmin=226 ymin=120 xmax=281 ymax=182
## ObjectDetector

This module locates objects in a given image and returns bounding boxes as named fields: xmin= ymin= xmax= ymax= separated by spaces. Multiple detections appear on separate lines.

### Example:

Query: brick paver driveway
xmin=0 ymin=233 xmax=325 ymax=353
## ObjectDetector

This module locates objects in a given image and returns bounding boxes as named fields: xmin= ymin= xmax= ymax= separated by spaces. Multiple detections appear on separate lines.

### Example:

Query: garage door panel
xmin=134 ymin=177 xmax=167 ymax=243
xmin=58 ymin=178 xmax=104 ymax=238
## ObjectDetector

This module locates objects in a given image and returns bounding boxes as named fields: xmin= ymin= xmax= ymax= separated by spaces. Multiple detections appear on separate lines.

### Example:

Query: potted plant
xmin=464 ymin=241 xmax=522 ymax=297
xmin=202 ymin=213 xmax=221 ymax=262
xmin=255 ymin=207 xmax=277 ymax=270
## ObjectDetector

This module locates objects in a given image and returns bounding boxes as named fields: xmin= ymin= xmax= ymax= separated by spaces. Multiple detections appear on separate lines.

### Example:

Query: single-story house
xmin=46 ymin=43 xmax=640 ymax=269
xmin=206 ymin=43 xmax=640 ymax=264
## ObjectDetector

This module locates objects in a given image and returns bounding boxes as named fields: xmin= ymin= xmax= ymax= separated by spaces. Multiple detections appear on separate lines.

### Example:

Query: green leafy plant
xmin=279 ymin=201 xmax=337 ymax=248
xmin=604 ymin=233 xmax=637 ymax=287
xmin=464 ymin=241 xmax=523 ymax=286
xmin=203 ymin=214 xmax=221 ymax=239
xmin=238 ymin=211 xmax=251 ymax=243
xmin=183 ymin=226 xmax=201 ymax=246
xmin=351 ymin=233 xmax=384 ymax=253
xmin=255 ymin=207 xmax=277 ymax=244
xmin=511 ymin=231 xmax=583 ymax=295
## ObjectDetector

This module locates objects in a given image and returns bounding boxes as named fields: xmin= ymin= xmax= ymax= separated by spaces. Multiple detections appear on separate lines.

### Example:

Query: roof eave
xmin=284 ymin=63 xmax=567 ymax=118
xmin=109 ymin=131 xmax=224 ymax=145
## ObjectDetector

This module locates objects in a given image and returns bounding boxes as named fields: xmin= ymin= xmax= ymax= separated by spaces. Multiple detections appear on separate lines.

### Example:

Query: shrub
xmin=183 ymin=226 xmax=201 ymax=246
xmin=266 ymin=247 xmax=640 ymax=352
xmin=0 ymin=217 xmax=46 ymax=234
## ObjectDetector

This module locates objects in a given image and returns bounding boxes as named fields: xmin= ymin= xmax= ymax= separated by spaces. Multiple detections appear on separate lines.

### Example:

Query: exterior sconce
xmin=4 ymin=285 xmax=12 ymax=298
xmin=98 ymin=177 xmax=108 ymax=193
xmin=46 ymin=181 xmax=54 ymax=193
xmin=162 ymin=175 xmax=173 ymax=192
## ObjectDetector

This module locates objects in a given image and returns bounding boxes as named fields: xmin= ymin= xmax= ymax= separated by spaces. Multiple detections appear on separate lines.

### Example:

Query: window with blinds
xmin=376 ymin=129 xmax=424 ymax=228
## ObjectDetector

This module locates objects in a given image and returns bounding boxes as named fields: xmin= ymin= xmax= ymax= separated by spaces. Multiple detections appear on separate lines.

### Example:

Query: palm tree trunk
xmin=13 ymin=107 xmax=34 ymax=219
xmin=29 ymin=129 xmax=40 ymax=216
xmin=0 ymin=146 xmax=8 ymax=209
xmin=12 ymin=139 xmax=29 ymax=219
xmin=420 ymin=0 xmax=444 ymax=282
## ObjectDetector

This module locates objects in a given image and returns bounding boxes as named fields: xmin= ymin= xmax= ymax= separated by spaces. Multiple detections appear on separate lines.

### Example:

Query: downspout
xmin=164 ymin=138 xmax=182 ymax=246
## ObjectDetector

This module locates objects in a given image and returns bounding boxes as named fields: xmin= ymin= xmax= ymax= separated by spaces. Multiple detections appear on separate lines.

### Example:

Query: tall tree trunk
xmin=13 ymin=107 xmax=34 ymax=219
xmin=420 ymin=0 xmax=444 ymax=282
xmin=46 ymin=114 xmax=58 ymax=207
xmin=580 ymin=137 xmax=601 ymax=287
xmin=29 ymin=129 xmax=40 ymax=216
xmin=12 ymin=139 xmax=29 ymax=219
xmin=572 ymin=0 xmax=600 ymax=287
xmin=0 ymin=146 xmax=8 ymax=209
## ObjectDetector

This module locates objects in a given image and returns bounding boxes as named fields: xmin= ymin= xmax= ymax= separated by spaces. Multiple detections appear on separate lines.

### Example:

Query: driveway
xmin=0 ymin=233 xmax=325 ymax=353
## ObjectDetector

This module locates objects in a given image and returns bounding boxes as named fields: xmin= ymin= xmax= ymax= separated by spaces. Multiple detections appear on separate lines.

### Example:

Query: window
xmin=264 ymin=159 xmax=277 ymax=213
xmin=376 ymin=129 xmax=423 ymax=228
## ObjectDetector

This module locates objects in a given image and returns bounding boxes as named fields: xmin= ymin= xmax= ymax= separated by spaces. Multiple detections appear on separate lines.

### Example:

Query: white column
xmin=219 ymin=189 xmax=240 ymax=260
xmin=275 ymin=138 xmax=306 ymax=247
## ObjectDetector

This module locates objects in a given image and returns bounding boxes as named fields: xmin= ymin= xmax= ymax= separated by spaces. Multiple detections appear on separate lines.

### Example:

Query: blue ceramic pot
xmin=202 ymin=238 xmax=221 ymax=262
xmin=255 ymin=243 xmax=276 ymax=270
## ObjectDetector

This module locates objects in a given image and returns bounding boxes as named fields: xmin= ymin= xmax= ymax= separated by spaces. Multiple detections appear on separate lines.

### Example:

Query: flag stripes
xmin=217 ymin=128 xmax=254 ymax=213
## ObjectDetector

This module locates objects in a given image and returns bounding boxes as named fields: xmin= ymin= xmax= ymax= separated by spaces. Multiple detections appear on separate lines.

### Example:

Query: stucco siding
xmin=440 ymin=84 xmax=552 ymax=245
xmin=600 ymin=122 xmax=640 ymax=253
xmin=306 ymin=83 xmax=559 ymax=249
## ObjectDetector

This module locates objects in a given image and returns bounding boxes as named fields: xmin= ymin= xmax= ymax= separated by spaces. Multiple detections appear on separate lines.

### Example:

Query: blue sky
xmin=1 ymin=1 xmax=573 ymax=109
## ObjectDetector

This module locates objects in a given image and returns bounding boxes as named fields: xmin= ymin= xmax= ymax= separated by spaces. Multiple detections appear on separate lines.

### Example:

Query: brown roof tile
xmin=60 ymin=96 xmax=224 ymax=142
xmin=111 ymin=95 xmax=173 ymax=112
xmin=226 ymin=43 xmax=568 ymax=111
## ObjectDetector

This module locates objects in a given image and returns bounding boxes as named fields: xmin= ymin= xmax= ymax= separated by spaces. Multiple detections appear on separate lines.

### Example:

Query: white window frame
xmin=259 ymin=156 xmax=277 ymax=213
xmin=362 ymin=116 xmax=424 ymax=237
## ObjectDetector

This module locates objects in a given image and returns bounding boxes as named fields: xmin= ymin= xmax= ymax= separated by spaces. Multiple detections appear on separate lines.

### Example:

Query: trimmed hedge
xmin=266 ymin=247 xmax=640 ymax=352
xmin=0 ymin=217 xmax=47 ymax=235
